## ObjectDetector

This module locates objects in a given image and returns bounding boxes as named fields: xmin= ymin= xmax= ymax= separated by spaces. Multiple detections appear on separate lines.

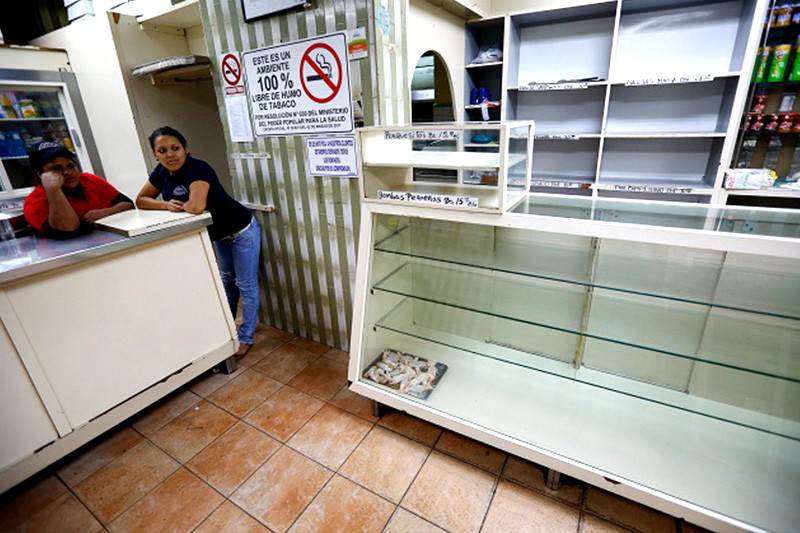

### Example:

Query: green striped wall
xmin=200 ymin=0 xmax=408 ymax=350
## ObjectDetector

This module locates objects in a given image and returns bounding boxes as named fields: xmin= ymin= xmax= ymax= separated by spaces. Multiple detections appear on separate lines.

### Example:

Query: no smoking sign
xmin=219 ymin=52 xmax=244 ymax=95
xmin=242 ymin=32 xmax=353 ymax=136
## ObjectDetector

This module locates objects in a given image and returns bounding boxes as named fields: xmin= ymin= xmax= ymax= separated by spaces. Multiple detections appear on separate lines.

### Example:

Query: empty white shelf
xmin=364 ymin=151 xmax=525 ymax=171
xmin=466 ymin=61 xmax=503 ymax=69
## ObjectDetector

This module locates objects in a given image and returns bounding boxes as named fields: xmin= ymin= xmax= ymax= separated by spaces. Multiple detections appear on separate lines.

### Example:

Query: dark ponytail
xmin=148 ymin=126 xmax=187 ymax=149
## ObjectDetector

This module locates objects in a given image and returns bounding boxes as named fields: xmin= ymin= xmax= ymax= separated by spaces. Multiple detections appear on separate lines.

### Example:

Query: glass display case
xmin=348 ymin=193 xmax=800 ymax=532
xmin=357 ymin=122 xmax=534 ymax=213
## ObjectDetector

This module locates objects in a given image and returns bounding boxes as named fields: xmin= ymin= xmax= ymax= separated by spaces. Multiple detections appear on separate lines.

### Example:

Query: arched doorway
xmin=410 ymin=51 xmax=454 ymax=124
xmin=410 ymin=51 xmax=457 ymax=183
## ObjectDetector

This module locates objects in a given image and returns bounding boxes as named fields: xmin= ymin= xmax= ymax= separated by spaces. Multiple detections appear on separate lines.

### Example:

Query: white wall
xmin=32 ymin=16 xmax=149 ymax=198
xmin=0 ymin=46 xmax=70 ymax=71
xmin=109 ymin=14 xmax=227 ymax=189
xmin=409 ymin=0 xmax=466 ymax=121
xmin=489 ymin=0 xmax=603 ymax=16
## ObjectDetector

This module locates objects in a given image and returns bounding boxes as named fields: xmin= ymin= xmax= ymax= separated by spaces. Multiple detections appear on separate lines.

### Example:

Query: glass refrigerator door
xmin=0 ymin=84 xmax=84 ymax=192
xmin=732 ymin=0 xmax=800 ymax=205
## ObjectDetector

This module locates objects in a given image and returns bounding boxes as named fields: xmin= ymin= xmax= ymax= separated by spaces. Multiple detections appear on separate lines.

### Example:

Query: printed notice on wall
xmin=305 ymin=135 xmax=357 ymax=177
xmin=378 ymin=190 xmax=479 ymax=208
xmin=225 ymin=95 xmax=254 ymax=143
xmin=242 ymin=32 xmax=354 ymax=136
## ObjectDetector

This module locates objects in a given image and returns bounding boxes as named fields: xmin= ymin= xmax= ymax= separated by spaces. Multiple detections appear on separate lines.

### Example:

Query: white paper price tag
xmin=384 ymin=130 xmax=462 ymax=141
xmin=624 ymin=74 xmax=714 ymax=86
xmin=521 ymin=82 xmax=589 ymax=91
xmin=378 ymin=190 xmax=479 ymax=208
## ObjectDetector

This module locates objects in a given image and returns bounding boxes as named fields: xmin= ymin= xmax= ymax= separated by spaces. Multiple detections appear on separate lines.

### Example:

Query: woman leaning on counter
xmin=23 ymin=142 xmax=133 ymax=238
xmin=136 ymin=126 xmax=260 ymax=357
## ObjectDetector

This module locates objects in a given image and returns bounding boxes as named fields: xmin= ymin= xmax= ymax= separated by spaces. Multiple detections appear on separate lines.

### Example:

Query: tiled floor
xmin=0 ymin=326 xmax=706 ymax=533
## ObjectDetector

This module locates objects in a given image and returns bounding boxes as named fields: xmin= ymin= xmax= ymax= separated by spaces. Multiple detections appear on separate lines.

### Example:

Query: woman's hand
xmin=166 ymin=199 xmax=185 ymax=212
xmin=41 ymin=171 xmax=64 ymax=192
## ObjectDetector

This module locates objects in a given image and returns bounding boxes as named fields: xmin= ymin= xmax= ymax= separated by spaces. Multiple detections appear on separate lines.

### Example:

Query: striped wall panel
xmin=200 ymin=0 xmax=408 ymax=350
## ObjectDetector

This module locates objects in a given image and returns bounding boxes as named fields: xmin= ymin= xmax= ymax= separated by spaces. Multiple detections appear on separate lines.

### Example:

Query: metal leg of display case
xmin=213 ymin=356 xmax=238 ymax=375
xmin=372 ymin=400 xmax=388 ymax=418
xmin=546 ymin=469 xmax=562 ymax=491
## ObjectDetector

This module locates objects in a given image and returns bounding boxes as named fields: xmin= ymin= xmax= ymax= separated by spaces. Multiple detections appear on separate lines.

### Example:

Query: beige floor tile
xmin=0 ymin=476 xmax=66 ymax=530
xmin=57 ymin=427 xmax=142 ymax=487
xmin=239 ymin=336 xmax=285 ymax=367
xmin=110 ymin=468 xmax=223 ymax=532
xmin=245 ymin=386 xmax=324 ymax=441
xmin=378 ymin=411 xmax=442 ymax=447
xmin=483 ymin=480 xmax=579 ymax=533
xmin=254 ymin=344 xmax=320 ymax=383
xmin=401 ymin=451 xmax=495 ymax=533
xmin=24 ymin=491 xmax=103 ymax=532
xmin=289 ymin=475 xmax=395 ymax=533
xmin=255 ymin=324 xmax=295 ymax=344
xmin=187 ymin=421 xmax=280 ymax=496
xmin=322 ymin=348 xmax=350 ymax=364
xmin=287 ymin=404 xmax=373 ymax=469
xmin=289 ymin=336 xmax=330 ymax=356
xmin=208 ymin=369 xmax=282 ymax=417
xmin=330 ymin=386 xmax=379 ymax=422
xmin=232 ymin=446 xmax=332 ymax=532
xmin=580 ymin=514 xmax=629 ymax=532
xmin=435 ymin=431 xmax=506 ymax=474
xmin=196 ymin=501 xmax=268 ymax=532
xmin=149 ymin=400 xmax=237 ymax=463
xmin=384 ymin=508 xmax=445 ymax=533
xmin=585 ymin=488 xmax=677 ymax=533
xmin=502 ymin=456 xmax=583 ymax=507
xmin=340 ymin=427 xmax=429 ymax=503
xmin=0 ymin=476 xmax=101 ymax=532
xmin=131 ymin=389 xmax=200 ymax=436
xmin=190 ymin=366 xmax=247 ymax=398
xmin=73 ymin=440 xmax=178 ymax=524
xmin=287 ymin=357 xmax=348 ymax=401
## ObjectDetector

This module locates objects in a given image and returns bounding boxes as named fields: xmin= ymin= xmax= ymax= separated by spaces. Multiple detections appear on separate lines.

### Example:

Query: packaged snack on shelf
xmin=790 ymin=36 xmax=800 ymax=81
xmin=765 ymin=113 xmax=780 ymax=131
xmin=724 ymin=168 xmax=777 ymax=190
xmin=769 ymin=44 xmax=792 ymax=82
xmin=778 ymin=113 xmax=796 ymax=131
xmin=755 ymin=47 xmax=771 ymax=82
xmin=362 ymin=348 xmax=448 ymax=400
xmin=793 ymin=114 xmax=800 ymax=132
xmin=750 ymin=114 xmax=765 ymax=132
xmin=752 ymin=94 xmax=769 ymax=113
xmin=772 ymin=4 xmax=793 ymax=27
xmin=17 ymin=99 xmax=38 ymax=118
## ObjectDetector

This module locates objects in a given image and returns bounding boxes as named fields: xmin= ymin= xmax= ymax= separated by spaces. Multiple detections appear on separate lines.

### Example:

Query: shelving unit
xmin=357 ymin=123 xmax=534 ymax=213
xmin=728 ymin=1 xmax=800 ymax=208
xmin=464 ymin=17 xmax=506 ymax=122
xmin=348 ymin=196 xmax=800 ymax=532
xmin=466 ymin=0 xmax=768 ymax=201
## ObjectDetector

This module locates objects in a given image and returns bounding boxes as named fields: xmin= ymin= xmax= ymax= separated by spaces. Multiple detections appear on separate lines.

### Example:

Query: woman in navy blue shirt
xmin=136 ymin=126 xmax=260 ymax=357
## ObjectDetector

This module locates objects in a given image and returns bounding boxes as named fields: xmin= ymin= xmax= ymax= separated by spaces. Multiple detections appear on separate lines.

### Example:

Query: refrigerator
xmin=0 ymin=67 xmax=103 ymax=214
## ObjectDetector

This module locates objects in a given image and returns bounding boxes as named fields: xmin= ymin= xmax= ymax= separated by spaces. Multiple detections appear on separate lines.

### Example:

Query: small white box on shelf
xmin=356 ymin=121 xmax=534 ymax=213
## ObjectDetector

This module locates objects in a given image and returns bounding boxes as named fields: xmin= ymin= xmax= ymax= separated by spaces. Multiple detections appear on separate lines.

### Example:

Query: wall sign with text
xmin=242 ymin=32 xmax=353 ymax=137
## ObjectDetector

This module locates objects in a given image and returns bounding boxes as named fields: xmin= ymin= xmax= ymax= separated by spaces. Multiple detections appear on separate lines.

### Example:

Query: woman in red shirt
xmin=23 ymin=142 xmax=133 ymax=238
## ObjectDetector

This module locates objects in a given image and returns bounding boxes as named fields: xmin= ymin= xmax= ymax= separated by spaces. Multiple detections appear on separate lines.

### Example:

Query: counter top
xmin=0 ymin=212 xmax=212 ymax=285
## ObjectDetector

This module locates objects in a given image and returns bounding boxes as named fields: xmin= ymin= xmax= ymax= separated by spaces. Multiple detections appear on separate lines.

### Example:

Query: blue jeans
xmin=213 ymin=217 xmax=261 ymax=345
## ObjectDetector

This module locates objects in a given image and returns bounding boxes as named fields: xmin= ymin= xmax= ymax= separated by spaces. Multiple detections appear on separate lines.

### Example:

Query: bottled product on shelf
xmin=764 ymin=136 xmax=783 ymax=170
xmin=736 ymin=135 xmax=758 ymax=168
